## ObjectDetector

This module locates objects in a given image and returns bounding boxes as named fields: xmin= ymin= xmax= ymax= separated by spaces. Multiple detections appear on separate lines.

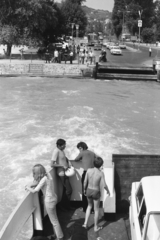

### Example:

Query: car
xmin=110 ymin=46 xmax=122 ymax=55
xmin=119 ymin=43 xmax=126 ymax=49
xmin=62 ymin=42 xmax=68 ymax=49
xmin=94 ymin=44 xmax=102 ymax=51
xmin=103 ymin=41 xmax=109 ymax=47
xmin=129 ymin=176 xmax=160 ymax=240
xmin=108 ymin=43 xmax=115 ymax=50
xmin=54 ymin=43 xmax=63 ymax=50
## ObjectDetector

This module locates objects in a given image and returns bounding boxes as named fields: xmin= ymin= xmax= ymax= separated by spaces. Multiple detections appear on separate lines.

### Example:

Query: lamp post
xmin=75 ymin=24 xmax=79 ymax=39
xmin=138 ymin=10 xmax=143 ymax=51
xmin=71 ymin=23 xmax=75 ymax=39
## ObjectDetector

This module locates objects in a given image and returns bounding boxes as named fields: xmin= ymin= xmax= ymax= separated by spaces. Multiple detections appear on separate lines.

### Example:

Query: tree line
xmin=112 ymin=0 xmax=160 ymax=43
xmin=0 ymin=0 xmax=87 ymax=56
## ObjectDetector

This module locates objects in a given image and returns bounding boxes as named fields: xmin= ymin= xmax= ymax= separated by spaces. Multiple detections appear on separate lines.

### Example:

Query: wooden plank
xmin=96 ymin=73 xmax=156 ymax=80
xmin=98 ymin=65 xmax=153 ymax=70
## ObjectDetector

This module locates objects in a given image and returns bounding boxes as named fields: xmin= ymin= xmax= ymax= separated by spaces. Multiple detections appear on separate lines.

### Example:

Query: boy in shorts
xmin=82 ymin=157 xmax=110 ymax=232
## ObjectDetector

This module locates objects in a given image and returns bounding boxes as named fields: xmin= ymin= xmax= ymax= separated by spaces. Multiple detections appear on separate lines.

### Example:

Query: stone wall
xmin=0 ymin=63 xmax=89 ymax=76
xmin=43 ymin=64 xmax=83 ymax=76
xmin=0 ymin=64 xmax=29 ymax=75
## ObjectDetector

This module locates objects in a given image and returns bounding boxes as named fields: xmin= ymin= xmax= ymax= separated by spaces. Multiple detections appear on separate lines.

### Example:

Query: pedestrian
xmin=51 ymin=139 xmax=74 ymax=210
xmin=25 ymin=164 xmax=64 ymax=240
xmin=54 ymin=49 xmax=59 ymax=63
xmin=78 ymin=51 xmax=81 ymax=64
xmin=85 ymin=51 xmax=89 ymax=64
xmin=89 ymin=50 xmax=93 ymax=65
xmin=45 ymin=49 xmax=50 ymax=63
xmin=69 ymin=50 xmax=73 ymax=64
xmin=82 ymin=157 xmax=110 ymax=233
xmin=58 ymin=49 xmax=62 ymax=63
xmin=73 ymin=142 xmax=96 ymax=212
xmin=77 ymin=45 xmax=80 ymax=55
xmin=81 ymin=52 xmax=85 ymax=64
xmin=64 ymin=47 xmax=68 ymax=64
xmin=19 ymin=48 xmax=24 ymax=60
xmin=149 ymin=47 xmax=152 ymax=57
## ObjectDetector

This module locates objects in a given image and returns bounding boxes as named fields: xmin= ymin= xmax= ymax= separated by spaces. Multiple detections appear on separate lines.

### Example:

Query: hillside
xmin=82 ymin=5 xmax=112 ymax=21
xmin=55 ymin=2 xmax=112 ymax=22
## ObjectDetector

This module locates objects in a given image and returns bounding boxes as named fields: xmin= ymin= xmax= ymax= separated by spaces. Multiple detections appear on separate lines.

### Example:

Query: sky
xmin=55 ymin=0 xmax=114 ymax=12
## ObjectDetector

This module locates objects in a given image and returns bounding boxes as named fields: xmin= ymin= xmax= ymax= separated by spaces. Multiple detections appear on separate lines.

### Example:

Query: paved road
xmin=92 ymin=43 xmax=160 ymax=67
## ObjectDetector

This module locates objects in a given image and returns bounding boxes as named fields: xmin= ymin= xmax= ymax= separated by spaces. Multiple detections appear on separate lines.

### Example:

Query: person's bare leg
xmin=93 ymin=198 xmax=100 ymax=231
xmin=83 ymin=197 xmax=93 ymax=227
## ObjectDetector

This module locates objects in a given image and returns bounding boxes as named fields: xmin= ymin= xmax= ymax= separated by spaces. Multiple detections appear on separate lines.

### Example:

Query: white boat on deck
xmin=0 ymin=161 xmax=116 ymax=240
xmin=129 ymin=176 xmax=160 ymax=240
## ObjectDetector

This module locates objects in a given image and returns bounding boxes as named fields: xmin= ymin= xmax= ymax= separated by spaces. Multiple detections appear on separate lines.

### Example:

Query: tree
xmin=0 ymin=25 xmax=18 ymax=56
xmin=112 ymin=0 xmax=156 ymax=39
xmin=0 ymin=0 xmax=59 ymax=55
xmin=141 ymin=28 xmax=155 ymax=43
xmin=155 ymin=0 xmax=160 ymax=41
xmin=60 ymin=0 xmax=87 ymax=37
xmin=112 ymin=0 xmax=127 ymax=38
xmin=68 ymin=0 xmax=86 ymax=4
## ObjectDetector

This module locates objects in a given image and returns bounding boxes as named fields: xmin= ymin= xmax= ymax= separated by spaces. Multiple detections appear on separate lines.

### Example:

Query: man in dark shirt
xmin=74 ymin=142 xmax=96 ymax=212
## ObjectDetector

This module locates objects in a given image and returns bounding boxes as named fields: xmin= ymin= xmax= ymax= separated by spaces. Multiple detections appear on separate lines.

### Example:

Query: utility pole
xmin=138 ymin=10 xmax=143 ymax=51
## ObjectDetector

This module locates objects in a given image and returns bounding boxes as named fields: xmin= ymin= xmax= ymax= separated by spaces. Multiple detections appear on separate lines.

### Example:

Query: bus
xmin=121 ymin=33 xmax=131 ymax=41
xmin=87 ymin=33 xmax=98 ymax=46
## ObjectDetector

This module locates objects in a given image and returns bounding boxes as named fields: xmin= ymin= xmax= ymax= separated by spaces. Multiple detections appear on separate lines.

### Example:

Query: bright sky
xmin=55 ymin=0 xmax=114 ymax=12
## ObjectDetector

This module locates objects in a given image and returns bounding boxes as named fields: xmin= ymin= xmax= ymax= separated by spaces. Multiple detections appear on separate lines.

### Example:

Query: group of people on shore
xmin=45 ymin=45 xmax=75 ymax=64
xmin=25 ymin=139 xmax=110 ymax=240
xmin=77 ymin=46 xmax=95 ymax=65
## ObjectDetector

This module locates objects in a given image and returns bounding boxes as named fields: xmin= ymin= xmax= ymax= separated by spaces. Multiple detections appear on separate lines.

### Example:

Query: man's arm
xmin=66 ymin=158 xmax=73 ymax=167
xmin=101 ymin=172 xmax=110 ymax=196
xmin=51 ymin=149 xmax=64 ymax=168
xmin=74 ymin=152 xmax=82 ymax=162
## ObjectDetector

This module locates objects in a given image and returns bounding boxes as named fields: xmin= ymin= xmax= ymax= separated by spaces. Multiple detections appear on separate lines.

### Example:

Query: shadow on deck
xmin=42 ymin=207 xmax=131 ymax=240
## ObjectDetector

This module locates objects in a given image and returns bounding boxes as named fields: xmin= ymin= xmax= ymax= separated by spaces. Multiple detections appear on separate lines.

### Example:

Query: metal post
xmin=138 ymin=10 xmax=143 ymax=51
xmin=76 ymin=24 xmax=79 ymax=39
xmin=71 ymin=23 xmax=75 ymax=39
xmin=123 ymin=12 xmax=124 ymax=34
xmin=138 ymin=26 xmax=140 ymax=51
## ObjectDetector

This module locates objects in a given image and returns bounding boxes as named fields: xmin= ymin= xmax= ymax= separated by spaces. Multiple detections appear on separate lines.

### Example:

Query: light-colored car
xmin=110 ymin=46 xmax=122 ymax=55
xmin=103 ymin=41 xmax=109 ymax=47
xmin=108 ymin=43 xmax=116 ymax=50
xmin=119 ymin=43 xmax=126 ymax=49
xmin=129 ymin=176 xmax=160 ymax=240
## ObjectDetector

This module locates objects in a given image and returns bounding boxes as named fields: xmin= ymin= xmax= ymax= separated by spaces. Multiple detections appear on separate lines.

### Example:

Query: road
xmin=92 ymin=42 xmax=160 ymax=67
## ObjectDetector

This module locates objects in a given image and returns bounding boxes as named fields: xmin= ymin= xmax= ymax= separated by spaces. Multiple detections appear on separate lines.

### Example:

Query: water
xmin=0 ymin=76 xmax=160 ymax=235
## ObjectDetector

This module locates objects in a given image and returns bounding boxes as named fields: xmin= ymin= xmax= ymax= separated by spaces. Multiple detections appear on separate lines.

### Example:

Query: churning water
xmin=0 ymin=76 xmax=160 ymax=236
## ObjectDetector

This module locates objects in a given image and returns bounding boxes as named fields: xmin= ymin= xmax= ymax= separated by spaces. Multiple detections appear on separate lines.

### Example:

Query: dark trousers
xmin=58 ymin=176 xmax=72 ymax=209
xmin=81 ymin=171 xmax=88 ymax=212
xmin=70 ymin=56 xmax=73 ymax=64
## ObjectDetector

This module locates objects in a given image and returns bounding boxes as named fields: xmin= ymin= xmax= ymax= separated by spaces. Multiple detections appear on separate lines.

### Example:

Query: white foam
xmin=62 ymin=90 xmax=80 ymax=96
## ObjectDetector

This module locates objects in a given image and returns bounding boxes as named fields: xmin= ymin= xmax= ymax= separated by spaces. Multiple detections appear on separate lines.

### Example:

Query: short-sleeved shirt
xmin=34 ymin=173 xmax=57 ymax=203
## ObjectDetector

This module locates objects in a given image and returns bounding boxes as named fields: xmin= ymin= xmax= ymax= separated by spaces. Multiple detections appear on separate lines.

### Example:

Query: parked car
xmin=129 ymin=176 xmax=160 ymax=240
xmin=94 ymin=44 xmax=102 ymax=51
xmin=119 ymin=43 xmax=126 ymax=49
xmin=110 ymin=46 xmax=122 ymax=55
